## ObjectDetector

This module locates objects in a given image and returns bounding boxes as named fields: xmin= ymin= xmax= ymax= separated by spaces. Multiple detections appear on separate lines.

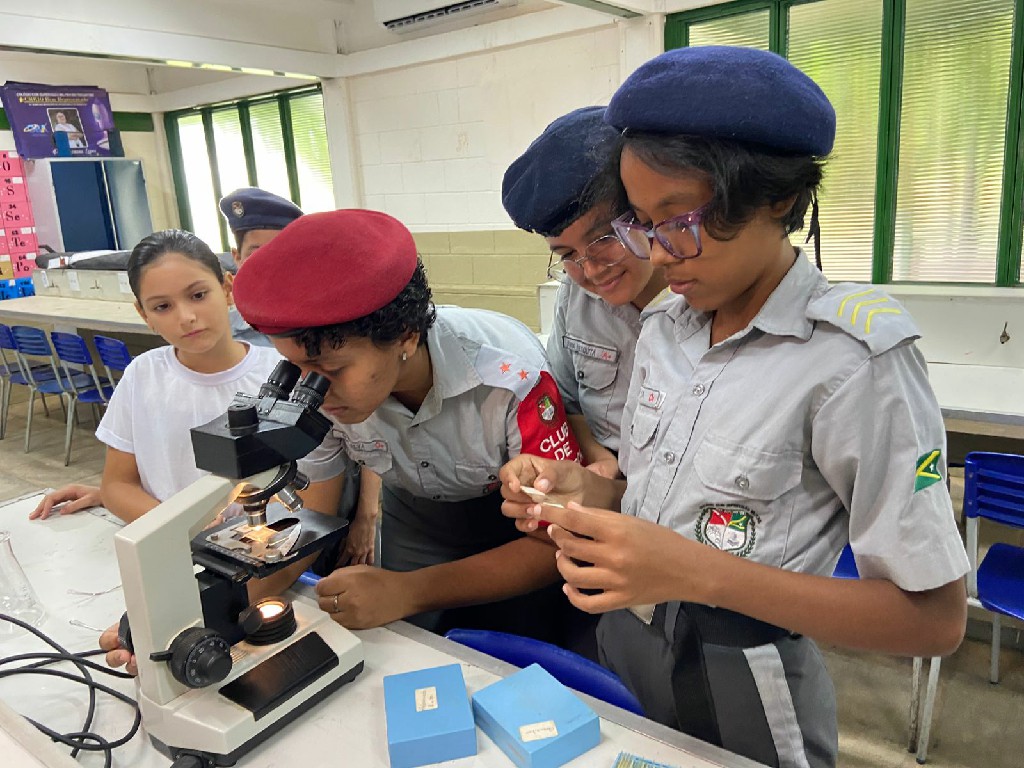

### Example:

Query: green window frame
xmin=665 ymin=0 xmax=1024 ymax=286
xmin=165 ymin=85 xmax=332 ymax=252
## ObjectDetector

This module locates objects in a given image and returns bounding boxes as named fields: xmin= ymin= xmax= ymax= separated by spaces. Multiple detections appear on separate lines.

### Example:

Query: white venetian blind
xmin=211 ymin=108 xmax=249 ymax=213
xmin=248 ymin=100 xmax=293 ymax=203
xmin=688 ymin=10 xmax=770 ymax=50
xmin=788 ymin=0 xmax=883 ymax=282
xmin=893 ymin=0 xmax=1015 ymax=282
xmin=288 ymin=92 xmax=335 ymax=212
xmin=176 ymin=113 xmax=221 ymax=250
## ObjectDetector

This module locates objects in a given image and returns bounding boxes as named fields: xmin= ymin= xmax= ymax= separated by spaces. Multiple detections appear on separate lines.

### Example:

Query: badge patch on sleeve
xmin=915 ymin=450 xmax=943 ymax=492
xmin=695 ymin=504 xmax=759 ymax=557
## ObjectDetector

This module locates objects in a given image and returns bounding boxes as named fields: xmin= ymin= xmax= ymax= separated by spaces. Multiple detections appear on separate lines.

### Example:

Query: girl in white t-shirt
xmin=95 ymin=229 xmax=283 ymax=522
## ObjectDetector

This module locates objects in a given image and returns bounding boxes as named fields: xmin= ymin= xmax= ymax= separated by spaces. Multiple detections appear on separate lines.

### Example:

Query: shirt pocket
xmin=343 ymin=438 xmax=394 ymax=477
xmin=628 ymin=404 xmax=661 ymax=457
xmin=689 ymin=432 xmax=803 ymax=566
xmin=572 ymin=354 xmax=618 ymax=393
xmin=455 ymin=463 xmax=502 ymax=496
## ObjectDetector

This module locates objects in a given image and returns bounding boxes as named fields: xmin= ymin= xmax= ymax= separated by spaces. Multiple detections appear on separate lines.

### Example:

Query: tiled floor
xmin=2 ymin=395 xmax=1022 ymax=768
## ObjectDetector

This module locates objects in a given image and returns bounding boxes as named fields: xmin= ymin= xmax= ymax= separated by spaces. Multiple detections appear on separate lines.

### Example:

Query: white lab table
xmin=0 ymin=492 xmax=763 ymax=768
xmin=929 ymin=362 xmax=1024 ymax=439
xmin=0 ymin=296 xmax=154 ymax=336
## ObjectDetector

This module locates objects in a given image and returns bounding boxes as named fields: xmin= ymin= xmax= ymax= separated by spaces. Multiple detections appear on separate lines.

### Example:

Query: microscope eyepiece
xmin=290 ymin=372 xmax=330 ymax=411
xmin=258 ymin=361 xmax=301 ymax=400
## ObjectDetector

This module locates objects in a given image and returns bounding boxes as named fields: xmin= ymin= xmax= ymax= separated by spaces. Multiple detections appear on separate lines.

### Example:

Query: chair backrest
xmin=963 ymin=452 xmax=1024 ymax=597
xmin=444 ymin=628 xmax=644 ymax=716
xmin=0 ymin=323 xmax=16 ymax=351
xmin=51 ymin=331 xmax=106 ymax=397
xmin=11 ymin=325 xmax=61 ymax=384
xmin=93 ymin=335 xmax=133 ymax=372
xmin=832 ymin=544 xmax=859 ymax=579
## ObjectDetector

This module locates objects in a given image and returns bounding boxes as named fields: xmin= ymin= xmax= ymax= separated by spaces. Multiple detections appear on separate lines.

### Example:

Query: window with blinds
xmin=893 ymin=0 xmax=1015 ymax=282
xmin=168 ymin=87 xmax=334 ymax=251
xmin=688 ymin=10 xmax=770 ymax=49
xmin=789 ymin=0 xmax=883 ymax=283
xmin=289 ymin=93 xmax=334 ymax=213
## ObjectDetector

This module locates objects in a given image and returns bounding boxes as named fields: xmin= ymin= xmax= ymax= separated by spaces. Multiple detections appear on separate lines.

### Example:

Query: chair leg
xmin=24 ymin=389 xmax=36 ymax=452
xmin=908 ymin=656 xmax=923 ymax=752
xmin=990 ymin=613 xmax=1001 ymax=684
xmin=64 ymin=395 xmax=76 ymax=467
xmin=915 ymin=656 xmax=942 ymax=764
xmin=39 ymin=391 xmax=50 ymax=417
xmin=90 ymin=402 xmax=101 ymax=425
xmin=0 ymin=378 xmax=7 ymax=440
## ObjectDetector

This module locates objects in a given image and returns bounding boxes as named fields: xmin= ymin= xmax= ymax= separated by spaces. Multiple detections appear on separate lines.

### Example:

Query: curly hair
xmin=279 ymin=259 xmax=437 ymax=358
xmin=618 ymin=131 xmax=826 ymax=239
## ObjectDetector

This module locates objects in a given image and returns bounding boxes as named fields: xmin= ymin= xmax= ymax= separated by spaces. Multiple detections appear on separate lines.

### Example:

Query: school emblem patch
xmin=695 ymin=504 xmax=759 ymax=557
xmin=537 ymin=394 xmax=556 ymax=425
xmin=915 ymin=450 xmax=943 ymax=492
xmin=231 ymin=201 xmax=244 ymax=217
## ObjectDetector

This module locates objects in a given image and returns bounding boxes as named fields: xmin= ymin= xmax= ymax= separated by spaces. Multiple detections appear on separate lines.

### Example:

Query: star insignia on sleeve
xmin=518 ymin=370 xmax=529 ymax=380
xmin=500 ymin=362 xmax=511 ymax=374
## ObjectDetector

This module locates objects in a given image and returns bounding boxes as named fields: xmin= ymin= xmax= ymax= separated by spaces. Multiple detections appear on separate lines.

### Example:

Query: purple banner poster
xmin=0 ymin=81 xmax=119 ymax=159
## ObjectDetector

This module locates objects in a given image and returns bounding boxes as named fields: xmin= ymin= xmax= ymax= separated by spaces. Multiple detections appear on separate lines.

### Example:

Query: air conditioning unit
xmin=373 ymin=0 xmax=519 ymax=34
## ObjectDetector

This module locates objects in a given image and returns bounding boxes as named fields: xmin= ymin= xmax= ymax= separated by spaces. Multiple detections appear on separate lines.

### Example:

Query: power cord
xmin=0 ymin=613 xmax=141 ymax=768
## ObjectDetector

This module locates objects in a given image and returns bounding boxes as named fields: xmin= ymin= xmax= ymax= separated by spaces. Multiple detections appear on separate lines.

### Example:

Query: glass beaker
xmin=0 ymin=530 xmax=46 ymax=637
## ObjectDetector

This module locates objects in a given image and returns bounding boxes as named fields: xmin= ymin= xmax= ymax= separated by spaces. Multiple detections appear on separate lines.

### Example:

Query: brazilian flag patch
xmin=915 ymin=450 xmax=943 ymax=492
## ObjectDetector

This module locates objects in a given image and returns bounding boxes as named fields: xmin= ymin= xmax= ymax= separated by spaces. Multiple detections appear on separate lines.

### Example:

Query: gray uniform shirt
xmin=620 ymin=253 xmax=970 ymax=592
xmin=302 ymin=306 xmax=579 ymax=501
xmin=547 ymin=280 xmax=641 ymax=453
xmin=229 ymin=305 xmax=275 ymax=348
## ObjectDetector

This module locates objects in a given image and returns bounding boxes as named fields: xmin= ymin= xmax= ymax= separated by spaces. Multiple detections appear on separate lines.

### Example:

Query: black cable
xmin=0 ymin=613 xmax=141 ymax=767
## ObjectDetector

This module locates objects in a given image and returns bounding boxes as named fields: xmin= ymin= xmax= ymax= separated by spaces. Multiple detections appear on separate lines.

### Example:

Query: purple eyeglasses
xmin=611 ymin=204 xmax=709 ymax=260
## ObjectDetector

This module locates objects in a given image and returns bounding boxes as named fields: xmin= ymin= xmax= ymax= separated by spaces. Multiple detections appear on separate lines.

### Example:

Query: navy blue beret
xmin=218 ymin=187 xmax=303 ymax=233
xmin=502 ymin=106 xmax=620 ymax=236
xmin=606 ymin=46 xmax=835 ymax=157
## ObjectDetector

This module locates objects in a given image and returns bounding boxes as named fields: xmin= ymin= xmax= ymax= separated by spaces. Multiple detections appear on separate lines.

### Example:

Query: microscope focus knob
xmin=167 ymin=628 xmax=232 ymax=689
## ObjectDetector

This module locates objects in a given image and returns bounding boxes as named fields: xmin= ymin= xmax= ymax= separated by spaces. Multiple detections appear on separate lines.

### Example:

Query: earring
xmin=401 ymin=352 xmax=408 ymax=362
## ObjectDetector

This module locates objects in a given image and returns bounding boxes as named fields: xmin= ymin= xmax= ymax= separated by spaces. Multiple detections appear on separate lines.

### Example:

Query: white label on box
xmin=414 ymin=686 xmax=438 ymax=712
xmin=67 ymin=271 xmax=80 ymax=292
xmin=519 ymin=721 xmax=559 ymax=742
xmin=117 ymin=272 xmax=132 ymax=295
xmin=38 ymin=270 xmax=50 ymax=288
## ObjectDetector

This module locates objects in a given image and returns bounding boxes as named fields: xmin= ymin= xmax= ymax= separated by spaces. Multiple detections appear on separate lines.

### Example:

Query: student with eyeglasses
xmin=500 ymin=47 xmax=968 ymax=768
xmin=502 ymin=107 xmax=667 ymax=480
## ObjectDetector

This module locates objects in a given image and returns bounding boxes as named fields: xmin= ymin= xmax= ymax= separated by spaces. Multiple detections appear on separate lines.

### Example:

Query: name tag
xmin=347 ymin=439 xmax=388 ymax=453
xmin=639 ymin=386 xmax=664 ymax=409
xmin=562 ymin=335 xmax=618 ymax=363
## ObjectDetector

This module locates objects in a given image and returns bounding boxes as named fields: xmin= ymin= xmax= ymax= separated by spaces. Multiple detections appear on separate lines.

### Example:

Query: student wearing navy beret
xmin=232 ymin=209 xmax=584 ymax=643
xmin=501 ymin=46 xmax=968 ymax=767
xmin=502 ymin=106 xmax=666 ymax=480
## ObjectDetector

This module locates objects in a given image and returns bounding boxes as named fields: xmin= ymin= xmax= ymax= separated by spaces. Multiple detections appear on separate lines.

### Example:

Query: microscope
xmin=114 ymin=361 xmax=364 ymax=766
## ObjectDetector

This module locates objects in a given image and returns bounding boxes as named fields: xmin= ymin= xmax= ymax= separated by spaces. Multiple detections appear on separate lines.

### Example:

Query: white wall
xmin=349 ymin=26 xmax=621 ymax=231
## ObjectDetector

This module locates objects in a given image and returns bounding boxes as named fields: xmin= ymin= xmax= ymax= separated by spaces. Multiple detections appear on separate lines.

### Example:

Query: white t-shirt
xmin=96 ymin=343 xmax=283 ymax=502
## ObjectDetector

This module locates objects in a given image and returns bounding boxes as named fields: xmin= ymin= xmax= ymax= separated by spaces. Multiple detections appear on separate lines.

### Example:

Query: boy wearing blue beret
xmin=501 ymin=46 xmax=969 ymax=768
xmin=502 ymin=106 xmax=666 ymax=481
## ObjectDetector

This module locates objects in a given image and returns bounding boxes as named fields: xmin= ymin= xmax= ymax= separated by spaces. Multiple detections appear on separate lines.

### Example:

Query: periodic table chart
xmin=0 ymin=149 xmax=38 ymax=285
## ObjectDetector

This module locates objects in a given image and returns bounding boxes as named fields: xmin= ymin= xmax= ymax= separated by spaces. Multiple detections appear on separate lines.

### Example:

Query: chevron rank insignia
xmin=915 ymin=450 xmax=943 ymax=492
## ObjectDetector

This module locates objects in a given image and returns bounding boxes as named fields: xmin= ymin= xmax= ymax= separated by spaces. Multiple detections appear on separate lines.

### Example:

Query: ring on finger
xmin=332 ymin=594 xmax=339 ymax=612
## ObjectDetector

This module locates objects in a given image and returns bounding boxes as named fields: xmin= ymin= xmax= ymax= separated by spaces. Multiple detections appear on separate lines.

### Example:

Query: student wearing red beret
xmin=232 ymin=209 xmax=584 ymax=641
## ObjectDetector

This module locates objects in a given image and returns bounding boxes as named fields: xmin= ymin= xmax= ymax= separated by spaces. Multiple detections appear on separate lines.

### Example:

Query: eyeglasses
xmin=547 ymin=233 xmax=631 ymax=284
xmin=611 ymin=204 xmax=709 ymax=261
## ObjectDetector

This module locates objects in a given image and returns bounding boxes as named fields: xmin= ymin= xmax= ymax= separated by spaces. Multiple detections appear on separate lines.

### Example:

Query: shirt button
xmin=663 ymin=451 xmax=676 ymax=463
xmin=488 ymin=474 xmax=497 ymax=481
xmin=577 ymin=371 xmax=585 ymax=380
xmin=735 ymin=475 xmax=750 ymax=491
xmin=692 ymin=383 xmax=706 ymax=397
xmin=420 ymin=461 xmax=430 ymax=468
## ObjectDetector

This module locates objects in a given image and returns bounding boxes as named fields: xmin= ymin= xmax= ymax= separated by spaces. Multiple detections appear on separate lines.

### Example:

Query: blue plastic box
xmin=383 ymin=664 xmax=477 ymax=768
xmin=472 ymin=664 xmax=600 ymax=768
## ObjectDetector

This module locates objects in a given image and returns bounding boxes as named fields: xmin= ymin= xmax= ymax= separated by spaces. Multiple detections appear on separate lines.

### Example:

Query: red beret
xmin=232 ymin=209 xmax=418 ymax=335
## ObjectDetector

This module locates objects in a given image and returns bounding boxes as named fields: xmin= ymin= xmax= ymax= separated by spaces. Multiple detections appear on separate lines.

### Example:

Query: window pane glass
xmin=249 ymin=100 xmax=292 ymax=202
xmin=788 ymin=0 xmax=883 ymax=282
xmin=688 ymin=10 xmax=770 ymax=50
xmin=176 ymin=113 xmax=221 ymax=250
xmin=893 ymin=0 xmax=1014 ymax=282
xmin=289 ymin=92 xmax=335 ymax=213
xmin=212 ymin=108 xmax=249 ymax=201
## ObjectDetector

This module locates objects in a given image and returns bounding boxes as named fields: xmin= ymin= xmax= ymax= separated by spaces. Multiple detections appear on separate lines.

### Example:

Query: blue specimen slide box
xmin=383 ymin=663 xmax=477 ymax=768
xmin=472 ymin=663 xmax=600 ymax=768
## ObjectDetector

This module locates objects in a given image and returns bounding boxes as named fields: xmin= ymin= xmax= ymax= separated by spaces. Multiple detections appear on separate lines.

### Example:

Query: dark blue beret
xmin=218 ymin=187 xmax=303 ymax=234
xmin=606 ymin=46 xmax=835 ymax=157
xmin=502 ymin=106 xmax=620 ymax=236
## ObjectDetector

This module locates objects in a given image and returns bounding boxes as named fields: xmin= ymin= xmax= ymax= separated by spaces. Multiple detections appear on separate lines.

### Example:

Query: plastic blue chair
xmin=963 ymin=452 xmax=1024 ymax=685
xmin=832 ymin=544 xmax=939 ymax=764
xmin=50 ymin=332 xmax=114 ymax=465
xmin=10 ymin=325 xmax=93 ymax=454
xmin=92 ymin=335 xmax=133 ymax=385
xmin=0 ymin=322 xmax=62 ymax=440
xmin=444 ymin=628 xmax=644 ymax=716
